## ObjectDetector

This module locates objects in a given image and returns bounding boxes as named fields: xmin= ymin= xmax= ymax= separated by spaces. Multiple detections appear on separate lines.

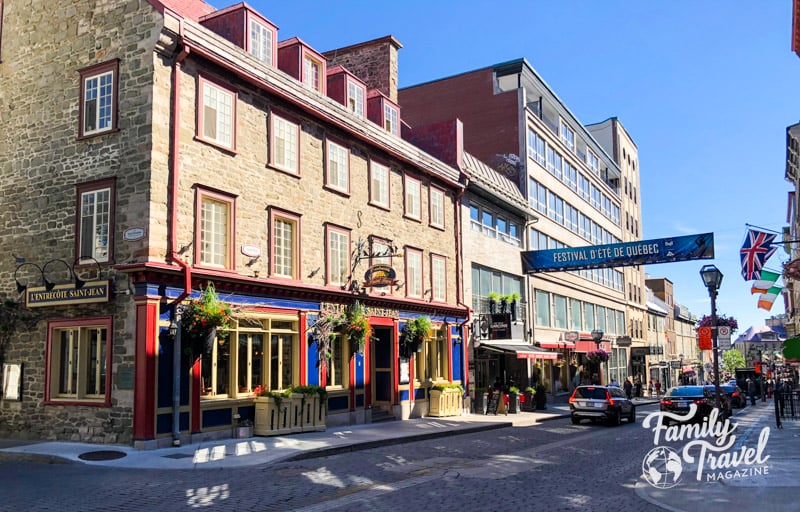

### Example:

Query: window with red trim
xmin=46 ymin=317 xmax=112 ymax=405
xmin=269 ymin=207 xmax=300 ymax=279
xmin=196 ymin=187 xmax=236 ymax=269
xmin=405 ymin=247 xmax=423 ymax=298
xmin=76 ymin=178 xmax=115 ymax=263
xmin=78 ymin=60 xmax=119 ymax=138
xmin=326 ymin=224 xmax=350 ymax=287
xmin=197 ymin=75 xmax=237 ymax=151
xmin=431 ymin=254 xmax=447 ymax=302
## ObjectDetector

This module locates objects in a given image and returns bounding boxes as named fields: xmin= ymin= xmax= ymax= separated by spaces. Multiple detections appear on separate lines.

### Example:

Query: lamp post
xmin=700 ymin=264 xmax=724 ymax=410
xmin=591 ymin=329 xmax=604 ymax=384
xmin=679 ymin=353 xmax=684 ymax=385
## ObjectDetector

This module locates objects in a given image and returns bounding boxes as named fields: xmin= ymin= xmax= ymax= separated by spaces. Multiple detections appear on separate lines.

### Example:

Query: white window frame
xmin=270 ymin=209 xmax=300 ymax=279
xmin=405 ymin=248 xmax=423 ymax=299
xmin=79 ymin=60 xmax=118 ymax=138
xmin=431 ymin=254 xmax=446 ymax=302
xmin=404 ymin=175 xmax=421 ymax=220
xmin=249 ymin=19 xmax=273 ymax=65
xmin=370 ymin=161 xmax=390 ymax=208
xmin=429 ymin=186 xmax=445 ymax=229
xmin=270 ymin=112 xmax=299 ymax=175
xmin=384 ymin=103 xmax=399 ymax=135
xmin=559 ymin=119 xmax=575 ymax=151
xmin=199 ymin=77 xmax=236 ymax=150
xmin=326 ymin=225 xmax=350 ymax=287
xmin=197 ymin=188 xmax=234 ymax=269
xmin=77 ymin=179 xmax=113 ymax=263
xmin=303 ymin=54 xmax=322 ymax=92
xmin=347 ymin=79 xmax=365 ymax=118
xmin=325 ymin=139 xmax=349 ymax=193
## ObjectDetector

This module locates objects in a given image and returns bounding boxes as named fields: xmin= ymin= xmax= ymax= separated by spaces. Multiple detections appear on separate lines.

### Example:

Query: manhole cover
xmin=78 ymin=450 xmax=127 ymax=461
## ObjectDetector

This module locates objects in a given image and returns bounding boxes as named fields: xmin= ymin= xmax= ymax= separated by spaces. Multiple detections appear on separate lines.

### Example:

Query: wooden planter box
xmin=298 ymin=393 xmax=326 ymax=432
xmin=254 ymin=396 xmax=291 ymax=436
xmin=429 ymin=388 xmax=462 ymax=417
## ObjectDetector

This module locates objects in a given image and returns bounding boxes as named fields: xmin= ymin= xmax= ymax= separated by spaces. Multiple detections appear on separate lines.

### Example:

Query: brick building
xmin=0 ymin=0 xmax=468 ymax=446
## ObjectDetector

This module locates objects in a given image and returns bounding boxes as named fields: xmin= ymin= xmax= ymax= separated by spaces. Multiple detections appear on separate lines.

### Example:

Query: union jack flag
xmin=740 ymin=228 xmax=777 ymax=281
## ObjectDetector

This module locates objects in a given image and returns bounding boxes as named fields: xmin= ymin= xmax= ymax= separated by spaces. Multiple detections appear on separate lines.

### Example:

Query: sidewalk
xmin=0 ymin=397 xmax=657 ymax=469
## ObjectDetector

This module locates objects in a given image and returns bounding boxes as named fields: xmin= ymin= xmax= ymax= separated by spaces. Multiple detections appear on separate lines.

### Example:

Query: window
xmin=198 ymin=76 xmax=236 ymax=150
xmin=563 ymin=160 xmax=577 ymax=190
xmin=76 ymin=179 xmax=114 ymax=263
xmin=547 ymin=193 xmax=564 ymax=225
xmin=404 ymin=175 xmax=421 ymax=220
xmin=196 ymin=188 xmax=235 ymax=269
xmin=527 ymin=128 xmax=545 ymax=166
xmin=47 ymin=317 xmax=112 ymax=404
xmin=204 ymin=317 xmax=298 ymax=398
xmin=326 ymin=225 xmax=350 ymax=286
xmin=347 ymin=79 xmax=365 ymax=117
xmin=554 ymin=295 xmax=567 ymax=329
xmin=269 ymin=208 xmax=300 ymax=279
xmin=369 ymin=160 xmax=390 ymax=208
xmin=249 ymin=19 xmax=274 ymax=65
xmin=327 ymin=332 xmax=348 ymax=388
xmin=578 ymin=173 xmax=590 ymax=201
xmin=417 ymin=326 xmax=447 ymax=382
xmin=559 ymin=119 xmax=575 ymax=151
xmin=569 ymin=298 xmax=583 ymax=331
xmin=303 ymin=55 xmax=322 ymax=92
xmin=405 ymin=248 xmax=423 ymax=298
xmin=79 ymin=60 xmax=119 ymax=138
xmin=325 ymin=139 xmax=349 ymax=192
xmin=429 ymin=187 xmax=445 ymax=229
xmin=270 ymin=112 xmax=299 ymax=174
xmin=431 ymin=254 xmax=446 ymax=302
xmin=584 ymin=304 xmax=596 ymax=331
xmin=587 ymin=150 xmax=599 ymax=175
xmin=384 ymin=103 xmax=399 ymax=135
xmin=529 ymin=179 xmax=547 ymax=213
xmin=535 ymin=290 xmax=550 ymax=327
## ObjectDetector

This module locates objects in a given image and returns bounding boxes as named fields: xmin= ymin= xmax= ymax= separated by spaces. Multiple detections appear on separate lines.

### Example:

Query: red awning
xmin=481 ymin=342 xmax=559 ymax=360
xmin=537 ymin=340 xmax=575 ymax=349
xmin=574 ymin=340 xmax=611 ymax=353
xmin=682 ymin=366 xmax=695 ymax=374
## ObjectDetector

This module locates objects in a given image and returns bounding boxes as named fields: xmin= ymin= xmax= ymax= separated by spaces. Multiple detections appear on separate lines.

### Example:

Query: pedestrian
xmin=623 ymin=378 xmax=633 ymax=400
xmin=648 ymin=380 xmax=654 ymax=397
xmin=610 ymin=377 xmax=619 ymax=387
xmin=747 ymin=378 xmax=757 ymax=406
xmin=773 ymin=379 xmax=784 ymax=429
xmin=655 ymin=381 xmax=661 ymax=396
xmin=634 ymin=379 xmax=642 ymax=398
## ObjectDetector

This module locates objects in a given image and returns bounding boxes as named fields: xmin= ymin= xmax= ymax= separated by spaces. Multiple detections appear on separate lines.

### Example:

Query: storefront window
xmin=48 ymin=318 xmax=111 ymax=403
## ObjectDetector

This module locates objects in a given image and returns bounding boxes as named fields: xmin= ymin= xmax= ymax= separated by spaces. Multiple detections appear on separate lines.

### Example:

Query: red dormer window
xmin=367 ymin=90 xmax=400 ymax=136
xmin=249 ymin=18 xmax=275 ymax=66
xmin=200 ymin=5 xmax=278 ymax=67
xmin=326 ymin=66 xmax=366 ymax=118
xmin=278 ymin=38 xmax=326 ymax=94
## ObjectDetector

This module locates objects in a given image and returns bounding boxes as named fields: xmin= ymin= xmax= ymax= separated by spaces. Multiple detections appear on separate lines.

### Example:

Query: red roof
xmin=147 ymin=0 xmax=216 ymax=22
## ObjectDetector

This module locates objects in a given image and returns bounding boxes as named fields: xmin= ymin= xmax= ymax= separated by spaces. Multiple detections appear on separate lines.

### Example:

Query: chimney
xmin=323 ymin=35 xmax=402 ymax=103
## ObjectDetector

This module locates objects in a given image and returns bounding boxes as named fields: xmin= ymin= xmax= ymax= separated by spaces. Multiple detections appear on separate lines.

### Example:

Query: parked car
xmin=704 ymin=385 xmax=734 ymax=417
xmin=660 ymin=385 xmax=729 ymax=424
xmin=568 ymin=385 xmax=635 ymax=426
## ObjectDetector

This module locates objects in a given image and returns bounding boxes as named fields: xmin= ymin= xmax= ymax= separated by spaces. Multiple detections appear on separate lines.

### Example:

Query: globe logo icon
xmin=642 ymin=446 xmax=683 ymax=489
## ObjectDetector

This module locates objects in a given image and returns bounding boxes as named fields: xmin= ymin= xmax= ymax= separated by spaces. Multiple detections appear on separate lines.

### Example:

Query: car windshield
xmin=666 ymin=386 xmax=705 ymax=397
xmin=574 ymin=387 xmax=608 ymax=400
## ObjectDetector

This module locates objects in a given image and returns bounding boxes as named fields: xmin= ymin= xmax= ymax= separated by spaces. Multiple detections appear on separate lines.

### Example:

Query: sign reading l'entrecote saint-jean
xmin=521 ymin=233 xmax=714 ymax=273
xmin=25 ymin=281 xmax=110 ymax=308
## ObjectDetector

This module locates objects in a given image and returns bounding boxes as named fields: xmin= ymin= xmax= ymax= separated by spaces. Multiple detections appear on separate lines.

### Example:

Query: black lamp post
xmin=591 ymin=329 xmax=604 ymax=347
xmin=700 ymin=264 xmax=724 ymax=410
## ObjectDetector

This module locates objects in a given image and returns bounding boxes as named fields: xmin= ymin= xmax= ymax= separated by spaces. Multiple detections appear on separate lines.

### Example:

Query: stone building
xmin=0 ymin=0 xmax=468 ymax=446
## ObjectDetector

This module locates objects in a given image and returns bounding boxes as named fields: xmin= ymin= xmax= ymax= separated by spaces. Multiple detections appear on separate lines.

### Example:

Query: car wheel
xmin=571 ymin=417 xmax=580 ymax=425
xmin=611 ymin=409 xmax=621 ymax=426
xmin=628 ymin=406 xmax=636 ymax=423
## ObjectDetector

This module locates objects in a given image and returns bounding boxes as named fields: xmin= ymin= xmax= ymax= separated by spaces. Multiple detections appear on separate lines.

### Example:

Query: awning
xmin=574 ymin=340 xmax=611 ymax=353
xmin=682 ymin=366 xmax=695 ymax=374
xmin=481 ymin=341 xmax=559 ymax=360
xmin=537 ymin=340 xmax=575 ymax=349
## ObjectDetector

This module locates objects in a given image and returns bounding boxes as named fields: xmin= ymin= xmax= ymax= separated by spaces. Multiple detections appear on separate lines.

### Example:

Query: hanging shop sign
xmin=363 ymin=264 xmax=397 ymax=287
xmin=521 ymin=233 xmax=714 ymax=273
xmin=25 ymin=280 xmax=110 ymax=308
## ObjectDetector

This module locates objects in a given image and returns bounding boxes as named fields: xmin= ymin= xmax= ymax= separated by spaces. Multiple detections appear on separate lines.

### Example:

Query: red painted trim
xmin=191 ymin=357 xmax=201 ymax=433
xmin=393 ymin=321 xmax=400 ymax=405
xmin=133 ymin=302 xmax=157 ymax=440
xmin=75 ymin=177 xmax=116 ymax=264
xmin=447 ymin=327 xmax=453 ymax=381
xmin=267 ymin=206 xmax=302 ymax=280
xmin=349 ymin=352 xmax=355 ymax=411
xmin=169 ymin=48 xmax=192 ymax=304
xmin=194 ymin=186 xmax=237 ymax=269
xmin=196 ymin=72 xmax=238 ymax=152
xmin=299 ymin=311 xmax=307 ymax=384
xmin=77 ymin=59 xmax=120 ymax=139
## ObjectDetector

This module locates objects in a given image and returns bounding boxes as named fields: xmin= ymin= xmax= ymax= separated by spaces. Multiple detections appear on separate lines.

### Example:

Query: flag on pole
xmin=750 ymin=270 xmax=781 ymax=294
xmin=757 ymin=285 xmax=784 ymax=311
xmin=740 ymin=228 xmax=778 ymax=281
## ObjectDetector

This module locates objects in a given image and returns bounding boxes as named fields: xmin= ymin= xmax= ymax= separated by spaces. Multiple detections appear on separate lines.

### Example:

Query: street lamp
xmin=700 ymin=264 xmax=724 ymax=410
xmin=591 ymin=329 xmax=604 ymax=347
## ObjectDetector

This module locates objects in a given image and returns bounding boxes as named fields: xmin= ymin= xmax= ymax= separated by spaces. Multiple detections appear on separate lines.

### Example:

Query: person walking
xmin=654 ymin=381 xmax=662 ymax=396
xmin=747 ymin=378 xmax=757 ymax=406
xmin=623 ymin=378 xmax=633 ymax=400
xmin=773 ymin=379 xmax=784 ymax=429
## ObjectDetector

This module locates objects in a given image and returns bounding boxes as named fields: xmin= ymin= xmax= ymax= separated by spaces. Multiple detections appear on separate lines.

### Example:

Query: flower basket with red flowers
xmin=586 ymin=349 xmax=609 ymax=364
xmin=345 ymin=301 xmax=371 ymax=353
xmin=181 ymin=283 xmax=232 ymax=358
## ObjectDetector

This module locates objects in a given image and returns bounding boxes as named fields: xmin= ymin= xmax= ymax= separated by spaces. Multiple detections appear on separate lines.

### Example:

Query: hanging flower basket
xmin=182 ymin=283 xmax=232 ymax=358
xmin=344 ymin=301 xmax=371 ymax=353
xmin=310 ymin=313 xmax=343 ymax=371
xmin=586 ymin=349 xmax=609 ymax=364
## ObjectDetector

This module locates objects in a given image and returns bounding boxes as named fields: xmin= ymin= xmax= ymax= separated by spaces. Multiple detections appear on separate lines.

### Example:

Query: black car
xmin=704 ymin=385 xmax=734 ymax=417
xmin=568 ymin=385 xmax=635 ymax=426
xmin=720 ymin=383 xmax=746 ymax=409
xmin=660 ymin=385 xmax=729 ymax=424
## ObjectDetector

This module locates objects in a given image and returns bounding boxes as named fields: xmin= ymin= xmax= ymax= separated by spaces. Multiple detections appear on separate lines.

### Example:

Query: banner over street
xmin=521 ymin=232 xmax=714 ymax=274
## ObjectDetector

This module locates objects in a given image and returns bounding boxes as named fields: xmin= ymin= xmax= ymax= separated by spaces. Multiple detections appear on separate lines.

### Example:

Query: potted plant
xmin=521 ymin=386 xmax=536 ymax=412
xmin=507 ymin=292 xmax=521 ymax=321
xmin=586 ymin=349 xmax=609 ymax=364
xmin=181 ymin=283 xmax=232 ymax=359
xmin=344 ymin=301 xmax=370 ymax=354
xmin=310 ymin=313 xmax=343 ymax=371
xmin=487 ymin=292 xmax=501 ymax=314
xmin=254 ymin=388 xmax=292 ymax=435
xmin=507 ymin=385 xmax=520 ymax=414
xmin=401 ymin=316 xmax=432 ymax=353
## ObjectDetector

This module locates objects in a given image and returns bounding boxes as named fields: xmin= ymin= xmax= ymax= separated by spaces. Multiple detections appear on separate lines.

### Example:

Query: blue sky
xmin=206 ymin=0 xmax=800 ymax=334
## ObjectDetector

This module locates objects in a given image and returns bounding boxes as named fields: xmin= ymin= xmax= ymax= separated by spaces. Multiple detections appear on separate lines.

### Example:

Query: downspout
xmin=170 ymin=44 xmax=190 ymax=446
xmin=454 ymin=183 xmax=471 ymax=403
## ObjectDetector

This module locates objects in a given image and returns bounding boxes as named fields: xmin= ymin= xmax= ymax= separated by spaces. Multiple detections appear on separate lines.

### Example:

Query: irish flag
xmin=751 ymin=270 xmax=781 ymax=294
xmin=757 ymin=285 xmax=784 ymax=311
